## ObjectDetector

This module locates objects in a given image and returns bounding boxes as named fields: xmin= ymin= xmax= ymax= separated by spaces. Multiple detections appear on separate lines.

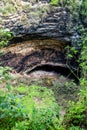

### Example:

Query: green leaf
xmin=6 ymin=84 xmax=12 ymax=91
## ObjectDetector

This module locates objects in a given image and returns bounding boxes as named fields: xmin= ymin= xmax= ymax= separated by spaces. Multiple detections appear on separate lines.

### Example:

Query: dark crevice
xmin=27 ymin=65 xmax=79 ymax=83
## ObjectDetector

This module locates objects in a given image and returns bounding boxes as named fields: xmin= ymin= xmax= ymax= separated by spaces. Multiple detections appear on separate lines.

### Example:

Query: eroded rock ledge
xmin=0 ymin=39 xmax=67 ymax=73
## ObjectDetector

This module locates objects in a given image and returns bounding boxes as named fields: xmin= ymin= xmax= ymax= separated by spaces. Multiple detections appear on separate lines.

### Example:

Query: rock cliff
xmin=1 ymin=0 xmax=77 ymax=41
xmin=0 ymin=0 xmax=81 ymax=77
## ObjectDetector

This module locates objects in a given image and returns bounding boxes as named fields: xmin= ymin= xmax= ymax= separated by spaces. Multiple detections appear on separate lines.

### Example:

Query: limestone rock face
xmin=1 ymin=0 xmax=75 ymax=42
xmin=0 ymin=0 xmax=80 ymax=76
xmin=0 ymin=39 xmax=67 ymax=73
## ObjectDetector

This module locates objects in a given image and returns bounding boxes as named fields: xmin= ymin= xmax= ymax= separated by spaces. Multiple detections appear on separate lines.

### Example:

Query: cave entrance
xmin=0 ymin=39 xmax=79 ymax=82
xmin=26 ymin=64 xmax=79 ymax=82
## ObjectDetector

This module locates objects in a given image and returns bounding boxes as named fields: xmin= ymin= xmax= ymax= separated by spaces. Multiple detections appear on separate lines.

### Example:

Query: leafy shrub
xmin=80 ymin=36 xmax=87 ymax=82
xmin=0 ymin=29 xmax=12 ymax=48
xmin=0 ymin=91 xmax=27 ymax=129
xmin=62 ymin=31 xmax=87 ymax=129
xmin=50 ymin=0 xmax=59 ymax=6
xmin=62 ymin=85 xmax=87 ymax=129
xmin=69 ymin=126 xmax=84 ymax=130
xmin=63 ymin=41 xmax=87 ymax=129
xmin=0 ymin=66 xmax=12 ymax=81
xmin=28 ymin=106 xmax=59 ymax=130
xmin=80 ymin=0 xmax=87 ymax=24
xmin=0 ymin=85 xmax=60 ymax=130
xmin=63 ymin=100 xmax=85 ymax=129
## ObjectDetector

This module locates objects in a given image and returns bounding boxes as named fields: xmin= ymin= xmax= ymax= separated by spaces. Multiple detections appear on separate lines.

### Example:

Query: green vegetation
xmin=81 ymin=0 xmax=87 ymax=20
xmin=0 ymin=29 xmax=12 ymax=48
xmin=0 ymin=0 xmax=19 ymax=16
xmin=0 ymin=85 xmax=60 ymax=130
xmin=63 ymin=88 xmax=87 ymax=129
xmin=50 ymin=0 xmax=59 ymax=6
xmin=0 ymin=3 xmax=16 ymax=16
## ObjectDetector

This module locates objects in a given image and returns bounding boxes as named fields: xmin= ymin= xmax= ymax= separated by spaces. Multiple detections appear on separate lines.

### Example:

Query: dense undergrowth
xmin=0 ymin=0 xmax=87 ymax=130
xmin=0 ymin=84 xmax=60 ymax=130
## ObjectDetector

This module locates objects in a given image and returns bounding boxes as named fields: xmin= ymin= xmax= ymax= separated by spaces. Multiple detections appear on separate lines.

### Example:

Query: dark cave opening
xmin=27 ymin=65 xmax=79 ymax=83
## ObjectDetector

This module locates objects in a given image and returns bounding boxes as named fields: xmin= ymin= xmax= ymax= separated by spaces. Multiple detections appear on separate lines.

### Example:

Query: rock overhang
xmin=0 ymin=1 xmax=80 ymax=80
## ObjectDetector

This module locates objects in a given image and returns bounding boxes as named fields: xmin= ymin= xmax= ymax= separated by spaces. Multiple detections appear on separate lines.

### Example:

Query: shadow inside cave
xmin=27 ymin=64 xmax=79 ymax=83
